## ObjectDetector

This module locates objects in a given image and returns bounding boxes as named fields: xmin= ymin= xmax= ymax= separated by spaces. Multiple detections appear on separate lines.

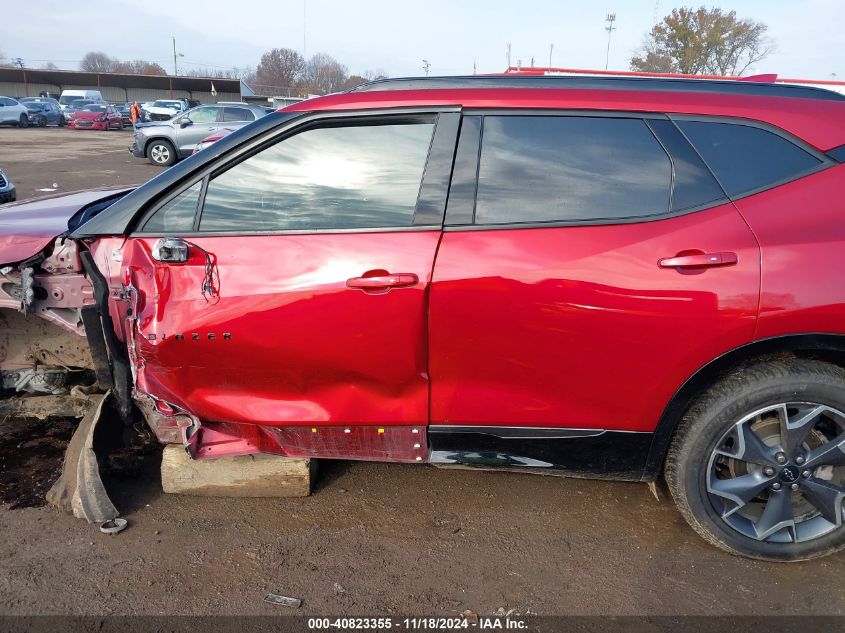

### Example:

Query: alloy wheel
xmin=150 ymin=144 xmax=170 ymax=164
xmin=706 ymin=402 xmax=845 ymax=543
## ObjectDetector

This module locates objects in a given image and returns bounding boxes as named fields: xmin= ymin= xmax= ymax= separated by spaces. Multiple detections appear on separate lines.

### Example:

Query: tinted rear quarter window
xmin=474 ymin=116 xmax=672 ymax=224
xmin=676 ymin=121 xmax=822 ymax=197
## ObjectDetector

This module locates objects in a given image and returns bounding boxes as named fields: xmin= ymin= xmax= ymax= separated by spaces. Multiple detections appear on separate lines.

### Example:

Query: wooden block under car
xmin=161 ymin=445 xmax=315 ymax=497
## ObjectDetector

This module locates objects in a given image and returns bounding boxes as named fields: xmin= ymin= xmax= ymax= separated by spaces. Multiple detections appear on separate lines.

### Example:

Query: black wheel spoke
xmin=720 ymin=421 xmax=777 ymax=466
xmin=709 ymin=473 xmax=772 ymax=514
xmin=804 ymin=432 xmax=845 ymax=468
xmin=754 ymin=488 xmax=795 ymax=540
xmin=802 ymin=478 xmax=845 ymax=526
xmin=780 ymin=404 xmax=824 ymax=456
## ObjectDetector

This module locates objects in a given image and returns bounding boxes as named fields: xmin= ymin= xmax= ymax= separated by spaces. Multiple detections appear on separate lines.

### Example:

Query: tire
xmin=146 ymin=139 xmax=176 ymax=166
xmin=666 ymin=358 xmax=845 ymax=561
xmin=117 ymin=120 xmax=124 ymax=130
xmin=18 ymin=114 xmax=28 ymax=128
xmin=38 ymin=116 xmax=47 ymax=128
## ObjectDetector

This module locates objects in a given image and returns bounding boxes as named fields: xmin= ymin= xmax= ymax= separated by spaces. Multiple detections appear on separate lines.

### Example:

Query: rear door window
xmin=223 ymin=107 xmax=255 ymax=122
xmin=474 ymin=116 xmax=672 ymax=225
xmin=646 ymin=119 xmax=727 ymax=212
xmin=675 ymin=120 xmax=823 ymax=198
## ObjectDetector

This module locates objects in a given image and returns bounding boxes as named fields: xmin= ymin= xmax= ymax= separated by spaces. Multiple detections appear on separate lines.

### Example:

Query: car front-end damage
xmin=0 ymin=189 xmax=134 ymax=522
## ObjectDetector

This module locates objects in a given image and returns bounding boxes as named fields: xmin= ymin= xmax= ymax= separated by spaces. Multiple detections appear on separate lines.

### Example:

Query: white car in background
xmin=0 ymin=97 xmax=30 ymax=127
xmin=144 ymin=99 xmax=196 ymax=121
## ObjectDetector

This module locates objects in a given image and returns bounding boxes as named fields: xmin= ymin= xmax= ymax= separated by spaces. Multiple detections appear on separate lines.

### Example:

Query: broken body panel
xmin=3 ymin=80 xmax=845 ymax=486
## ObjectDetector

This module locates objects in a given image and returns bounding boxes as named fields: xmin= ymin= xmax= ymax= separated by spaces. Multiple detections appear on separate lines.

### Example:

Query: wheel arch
xmin=141 ymin=135 xmax=175 ymax=157
xmin=644 ymin=333 xmax=845 ymax=479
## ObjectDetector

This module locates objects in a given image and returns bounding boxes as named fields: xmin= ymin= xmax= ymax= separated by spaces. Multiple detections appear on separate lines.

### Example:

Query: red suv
xmin=2 ymin=75 xmax=845 ymax=561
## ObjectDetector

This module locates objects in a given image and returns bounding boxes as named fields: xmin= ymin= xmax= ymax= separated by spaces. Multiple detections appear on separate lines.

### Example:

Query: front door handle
xmin=658 ymin=252 xmax=738 ymax=269
xmin=346 ymin=273 xmax=419 ymax=291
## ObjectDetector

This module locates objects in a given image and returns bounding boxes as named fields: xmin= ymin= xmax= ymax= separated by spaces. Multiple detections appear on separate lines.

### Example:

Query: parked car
xmin=58 ymin=90 xmax=104 ymax=114
xmin=21 ymin=100 xmax=63 ymax=127
xmin=0 ymin=96 xmax=29 ymax=127
xmin=0 ymin=169 xmax=15 ymax=203
xmin=4 ymin=75 xmax=845 ymax=561
xmin=62 ymin=100 xmax=97 ymax=123
xmin=115 ymin=104 xmax=132 ymax=127
xmin=144 ymin=99 xmax=191 ymax=121
xmin=131 ymin=103 xmax=268 ymax=166
xmin=68 ymin=103 xmax=124 ymax=130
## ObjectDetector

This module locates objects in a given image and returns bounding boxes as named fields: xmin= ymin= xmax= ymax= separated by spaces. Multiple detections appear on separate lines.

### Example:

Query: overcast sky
xmin=2 ymin=0 xmax=843 ymax=80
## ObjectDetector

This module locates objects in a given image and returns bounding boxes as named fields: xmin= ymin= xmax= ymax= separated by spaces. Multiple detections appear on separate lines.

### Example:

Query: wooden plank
xmin=161 ymin=445 xmax=314 ymax=498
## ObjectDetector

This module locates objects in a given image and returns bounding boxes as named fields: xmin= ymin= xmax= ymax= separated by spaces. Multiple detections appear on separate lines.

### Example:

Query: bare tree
xmin=41 ymin=62 xmax=59 ymax=70
xmin=114 ymin=60 xmax=167 ymax=75
xmin=631 ymin=6 xmax=773 ymax=76
xmin=80 ymin=51 xmax=119 ymax=73
xmin=254 ymin=48 xmax=305 ymax=95
xmin=303 ymin=53 xmax=348 ymax=95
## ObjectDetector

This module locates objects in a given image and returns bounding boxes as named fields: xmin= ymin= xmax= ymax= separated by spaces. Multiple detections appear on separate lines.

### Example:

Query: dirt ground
xmin=1 ymin=127 xmax=844 ymax=618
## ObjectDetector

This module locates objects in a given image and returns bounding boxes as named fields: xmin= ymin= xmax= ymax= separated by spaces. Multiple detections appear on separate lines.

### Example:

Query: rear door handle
xmin=346 ymin=273 xmax=419 ymax=291
xmin=658 ymin=252 xmax=738 ymax=269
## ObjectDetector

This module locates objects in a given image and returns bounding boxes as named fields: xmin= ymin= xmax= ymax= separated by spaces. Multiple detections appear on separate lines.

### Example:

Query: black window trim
xmin=444 ymin=109 xmax=837 ymax=232
xmin=133 ymin=106 xmax=460 ymax=237
xmin=668 ymin=114 xmax=835 ymax=203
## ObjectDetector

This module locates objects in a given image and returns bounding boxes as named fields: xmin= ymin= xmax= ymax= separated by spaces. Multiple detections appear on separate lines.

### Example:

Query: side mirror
xmin=180 ymin=119 xmax=192 ymax=128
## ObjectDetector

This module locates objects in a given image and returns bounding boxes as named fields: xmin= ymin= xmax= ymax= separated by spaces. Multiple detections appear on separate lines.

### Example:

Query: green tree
xmin=631 ymin=6 xmax=773 ymax=76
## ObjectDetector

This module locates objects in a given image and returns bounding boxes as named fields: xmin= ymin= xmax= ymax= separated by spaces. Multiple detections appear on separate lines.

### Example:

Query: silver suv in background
xmin=0 ymin=97 xmax=30 ymax=127
xmin=130 ymin=103 xmax=269 ymax=166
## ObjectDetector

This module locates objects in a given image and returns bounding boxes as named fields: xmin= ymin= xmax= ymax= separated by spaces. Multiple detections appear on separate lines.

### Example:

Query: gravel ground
xmin=0 ymin=126 xmax=843 ymax=618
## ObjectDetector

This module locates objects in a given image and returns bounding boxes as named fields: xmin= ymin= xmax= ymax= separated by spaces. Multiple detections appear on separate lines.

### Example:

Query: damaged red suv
xmin=3 ymin=75 xmax=845 ymax=561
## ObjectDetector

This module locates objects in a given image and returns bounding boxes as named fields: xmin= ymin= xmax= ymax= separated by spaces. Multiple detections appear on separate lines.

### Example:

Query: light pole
xmin=549 ymin=43 xmax=554 ymax=69
xmin=605 ymin=13 xmax=617 ymax=71
xmin=172 ymin=36 xmax=184 ymax=76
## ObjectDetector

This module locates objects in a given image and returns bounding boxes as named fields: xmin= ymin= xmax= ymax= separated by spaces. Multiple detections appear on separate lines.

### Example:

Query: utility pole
xmin=303 ymin=0 xmax=307 ymax=59
xmin=172 ymin=36 xmax=184 ymax=76
xmin=473 ymin=59 xmax=477 ymax=75
xmin=549 ymin=43 xmax=554 ymax=69
xmin=506 ymin=43 xmax=511 ymax=69
xmin=604 ymin=13 xmax=617 ymax=71
xmin=422 ymin=59 xmax=431 ymax=76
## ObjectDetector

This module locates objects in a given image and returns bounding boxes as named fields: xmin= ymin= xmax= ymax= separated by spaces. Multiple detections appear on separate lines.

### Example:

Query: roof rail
xmin=351 ymin=74 xmax=845 ymax=102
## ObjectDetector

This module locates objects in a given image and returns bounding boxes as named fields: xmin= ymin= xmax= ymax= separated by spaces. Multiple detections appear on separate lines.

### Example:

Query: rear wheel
xmin=38 ymin=116 xmax=47 ymax=127
xmin=18 ymin=114 xmax=28 ymax=128
xmin=147 ymin=139 xmax=176 ymax=166
xmin=666 ymin=359 xmax=845 ymax=561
